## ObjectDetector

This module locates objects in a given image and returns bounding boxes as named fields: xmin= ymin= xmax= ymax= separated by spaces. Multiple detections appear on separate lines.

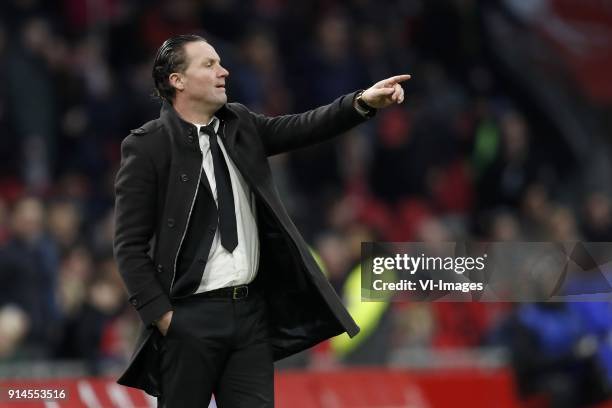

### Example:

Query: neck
xmin=172 ymin=97 xmax=218 ymax=125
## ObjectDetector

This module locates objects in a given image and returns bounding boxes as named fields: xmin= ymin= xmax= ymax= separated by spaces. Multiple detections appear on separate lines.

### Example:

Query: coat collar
xmin=159 ymin=100 xmax=239 ymax=152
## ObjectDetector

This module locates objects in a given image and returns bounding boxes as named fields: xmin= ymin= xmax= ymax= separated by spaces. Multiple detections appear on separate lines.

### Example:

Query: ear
xmin=169 ymin=73 xmax=185 ymax=92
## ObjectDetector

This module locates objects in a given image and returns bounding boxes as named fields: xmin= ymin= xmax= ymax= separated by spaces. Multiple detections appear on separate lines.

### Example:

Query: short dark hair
xmin=152 ymin=34 xmax=207 ymax=102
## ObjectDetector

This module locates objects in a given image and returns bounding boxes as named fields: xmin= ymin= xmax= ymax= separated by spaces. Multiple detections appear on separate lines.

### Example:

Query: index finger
xmin=382 ymin=74 xmax=411 ymax=85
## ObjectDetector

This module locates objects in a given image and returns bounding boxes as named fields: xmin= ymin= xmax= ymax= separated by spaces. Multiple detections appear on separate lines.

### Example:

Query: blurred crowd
xmin=1 ymin=0 xmax=612 ymax=405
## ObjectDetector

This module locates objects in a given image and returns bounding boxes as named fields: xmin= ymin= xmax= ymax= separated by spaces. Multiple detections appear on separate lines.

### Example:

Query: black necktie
xmin=201 ymin=123 xmax=238 ymax=252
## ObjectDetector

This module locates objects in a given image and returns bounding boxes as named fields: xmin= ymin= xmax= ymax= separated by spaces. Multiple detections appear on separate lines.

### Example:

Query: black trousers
xmin=156 ymin=291 xmax=274 ymax=407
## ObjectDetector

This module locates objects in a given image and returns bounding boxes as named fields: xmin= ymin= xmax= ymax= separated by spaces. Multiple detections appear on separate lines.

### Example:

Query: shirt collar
xmin=194 ymin=116 xmax=220 ymax=136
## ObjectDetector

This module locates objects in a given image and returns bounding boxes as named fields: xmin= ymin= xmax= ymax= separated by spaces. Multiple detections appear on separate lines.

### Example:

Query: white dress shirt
xmin=192 ymin=117 xmax=259 ymax=293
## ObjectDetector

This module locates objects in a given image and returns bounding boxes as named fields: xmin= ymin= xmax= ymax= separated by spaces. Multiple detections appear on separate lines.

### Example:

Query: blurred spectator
xmin=581 ymin=192 xmax=612 ymax=242
xmin=500 ymin=302 xmax=610 ymax=407
xmin=0 ymin=196 xmax=60 ymax=358
xmin=47 ymin=199 xmax=83 ymax=256
xmin=316 ymin=232 xmax=352 ymax=293
xmin=546 ymin=205 xmax=581 ymax=241
xmin=483 ymin=209 xmax=523 ymax=241
xmin=232 ymin=28 xmax=291 ymax=115
xmin=0 ymin=305 xmax=29 ymax=359
xmin=56 ymin=246 xmax=94 ymax=318
xmin=55 ymin=247 xmax=128 ymax=374
xmin=520 ymin=183 xmax=554 ymax=240
xmin=5 ymin=17 xmax=59 ymax=192
xmin=477 ymin=109 xmax=541 ymax=210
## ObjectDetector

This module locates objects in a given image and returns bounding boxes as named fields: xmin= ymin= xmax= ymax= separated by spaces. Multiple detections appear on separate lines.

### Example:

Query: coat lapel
xmin=217 ymin=103 xmax=240 ymax=149
xmin=219 ymin=117 xmax=239 ymax=150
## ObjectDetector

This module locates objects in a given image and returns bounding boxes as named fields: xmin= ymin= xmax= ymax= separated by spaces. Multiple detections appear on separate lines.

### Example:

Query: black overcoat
xmin=113 ymin=92 xmax=364 ymax=395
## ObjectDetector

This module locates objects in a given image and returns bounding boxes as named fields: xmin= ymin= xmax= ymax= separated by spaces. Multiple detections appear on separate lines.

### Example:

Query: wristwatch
xmin=355 ymin=90 xmax=376 ymax=118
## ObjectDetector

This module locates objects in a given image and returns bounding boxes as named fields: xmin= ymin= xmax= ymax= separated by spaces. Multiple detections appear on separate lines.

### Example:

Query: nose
xmin=219 ymin=65 xmax=229 ymax=78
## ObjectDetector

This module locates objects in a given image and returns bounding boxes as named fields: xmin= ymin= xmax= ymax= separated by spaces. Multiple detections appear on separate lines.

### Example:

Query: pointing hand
xmin=361 ymin=74 xmax=411 ymax=109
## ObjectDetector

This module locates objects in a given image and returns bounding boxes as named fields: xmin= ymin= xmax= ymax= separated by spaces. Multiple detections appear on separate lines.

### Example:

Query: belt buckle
xmin=233 ymin=285 xmax=248 ymax=300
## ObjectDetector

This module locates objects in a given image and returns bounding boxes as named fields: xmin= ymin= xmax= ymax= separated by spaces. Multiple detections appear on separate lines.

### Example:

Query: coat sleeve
xmin=246 ymin=91 xmax=369 ymax=156
xmin=113 ymin=135 xmax=172 ymax=327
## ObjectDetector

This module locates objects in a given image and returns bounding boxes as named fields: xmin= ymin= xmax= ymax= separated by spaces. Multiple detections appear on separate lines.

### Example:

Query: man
xmin=113 ymin=34 xmax=409 ymax=407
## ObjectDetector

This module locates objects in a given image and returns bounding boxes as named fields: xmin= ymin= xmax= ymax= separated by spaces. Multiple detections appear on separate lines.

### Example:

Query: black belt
xmin=195 ymin=284 xmax=252 ymax=300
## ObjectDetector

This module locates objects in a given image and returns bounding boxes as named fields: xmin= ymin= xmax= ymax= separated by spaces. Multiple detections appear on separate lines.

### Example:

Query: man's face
xmin=176 ymin=41 xmax=229 ymax=109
